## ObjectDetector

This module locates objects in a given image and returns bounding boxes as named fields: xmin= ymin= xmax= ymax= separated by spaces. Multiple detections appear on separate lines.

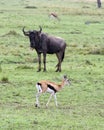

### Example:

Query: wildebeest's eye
xmin=30 ymin=32 xmax=35 ymax=36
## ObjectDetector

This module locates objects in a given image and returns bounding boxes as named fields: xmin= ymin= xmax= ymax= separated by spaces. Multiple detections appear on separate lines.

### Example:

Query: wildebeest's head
xmin=22 ymin=26 xmax=42 ymax=48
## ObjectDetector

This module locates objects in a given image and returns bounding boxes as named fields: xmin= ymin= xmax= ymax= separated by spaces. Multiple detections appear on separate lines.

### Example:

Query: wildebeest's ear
xmin=22 ymin=27 xmax=29 ymax=36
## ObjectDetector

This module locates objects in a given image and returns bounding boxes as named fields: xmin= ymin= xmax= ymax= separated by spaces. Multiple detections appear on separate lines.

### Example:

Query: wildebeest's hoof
xmin=37 ymin=70 xmax=41 ymax=72
xmin=43 ymin=70 xmax=46 ymax=72
xmin=55 ymin=69 xmax=61 ymax=72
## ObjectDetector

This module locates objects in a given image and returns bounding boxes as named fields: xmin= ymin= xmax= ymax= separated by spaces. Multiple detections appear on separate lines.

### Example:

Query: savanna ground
xmin=0 ymin=0 xmax=104 ymax=130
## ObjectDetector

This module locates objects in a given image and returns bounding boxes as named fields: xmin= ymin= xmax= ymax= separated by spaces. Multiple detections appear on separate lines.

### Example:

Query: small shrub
xmin=85 ymin=60 xmax=93 ymax=65
xmin=1 ymin=77 xmax=9 ymax=83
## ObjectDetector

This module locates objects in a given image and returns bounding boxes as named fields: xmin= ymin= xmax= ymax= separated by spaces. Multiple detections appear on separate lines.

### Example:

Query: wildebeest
xmin=22 ymin=26 xmax=66 ymax=72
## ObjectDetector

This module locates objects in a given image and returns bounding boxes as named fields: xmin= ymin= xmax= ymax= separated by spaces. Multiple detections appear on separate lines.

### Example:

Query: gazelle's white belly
xmin=46 ymin=88 xmax=54 ymax=93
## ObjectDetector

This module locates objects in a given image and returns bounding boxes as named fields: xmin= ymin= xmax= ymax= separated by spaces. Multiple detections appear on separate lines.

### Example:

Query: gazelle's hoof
xmin=35 ymin=104 xmax=38 ymax=107
xmin=46 ymin=104 xmax=48 ymax=108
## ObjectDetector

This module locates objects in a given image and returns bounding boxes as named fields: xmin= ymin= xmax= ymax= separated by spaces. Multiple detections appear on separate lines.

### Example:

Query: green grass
xmin=0 ymin=0 xmax=104 ymax=130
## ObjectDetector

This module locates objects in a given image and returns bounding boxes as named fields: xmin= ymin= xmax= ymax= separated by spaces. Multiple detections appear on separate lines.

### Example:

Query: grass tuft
xmin=1 ymin=76 xmax=9 ymax=83
xmin=16 ymin=65 xmax=34 ymax=70
xmin=2 ymin=30 xmax=21 ymax=37
xmin=89 ymin=47 xmax=104 ymax=55
xmin=85 ymin=60 xmax=93 ymax=65
xmin=25 ymin=6 xmax=37 ymax=9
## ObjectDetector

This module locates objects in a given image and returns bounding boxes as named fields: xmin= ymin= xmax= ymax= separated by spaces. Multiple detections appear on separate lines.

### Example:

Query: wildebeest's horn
xmin=22 ymin=26 xmax=29 ymax=36
xmin=39 ymin=26 xmax=42 ymax=33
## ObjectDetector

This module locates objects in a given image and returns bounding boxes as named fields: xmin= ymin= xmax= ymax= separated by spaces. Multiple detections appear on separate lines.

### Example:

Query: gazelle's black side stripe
xmin=47 ymin=84 xmax=57 ymax=93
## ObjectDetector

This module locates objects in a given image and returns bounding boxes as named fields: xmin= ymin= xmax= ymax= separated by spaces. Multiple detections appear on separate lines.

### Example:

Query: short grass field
xmin=0 ymin=0 xmax=104 ymax=129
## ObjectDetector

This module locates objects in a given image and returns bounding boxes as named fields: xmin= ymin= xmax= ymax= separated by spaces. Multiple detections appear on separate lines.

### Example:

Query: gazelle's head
xmin=63 ymin=75 xmax=71 ymax=86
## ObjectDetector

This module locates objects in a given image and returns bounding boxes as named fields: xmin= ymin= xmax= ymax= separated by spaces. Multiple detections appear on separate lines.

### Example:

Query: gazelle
xmin=49 ymin=12 xmax=60 ymax=21
xmin=35 ymin=75 xmax=70 ymax=107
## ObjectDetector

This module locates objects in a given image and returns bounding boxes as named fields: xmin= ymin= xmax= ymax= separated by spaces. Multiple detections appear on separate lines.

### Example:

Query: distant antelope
xmin=49 ymin=12 xmax=60 ymax=21
xmin=35 ymin=75 xmax=70 ymax=107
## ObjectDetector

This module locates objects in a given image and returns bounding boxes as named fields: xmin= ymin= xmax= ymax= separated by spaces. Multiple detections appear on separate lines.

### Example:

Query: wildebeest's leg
xmin=37 ymin=53 xmax=41 ymax=72
xmin=56 ymin=52 xmax=62 ymax=72
xmin=43 ymin=53 xmax=46 ymax=72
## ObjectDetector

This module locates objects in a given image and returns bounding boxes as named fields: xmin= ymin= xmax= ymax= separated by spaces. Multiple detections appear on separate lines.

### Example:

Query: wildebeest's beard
xmin=29 ymin=32 xmax=35 ymax=48
xmin=29 ymin=31 xmax=40 ymax=48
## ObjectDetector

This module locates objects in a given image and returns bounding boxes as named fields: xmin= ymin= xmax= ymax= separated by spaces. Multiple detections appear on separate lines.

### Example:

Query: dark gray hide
xmin=22 ymin=26 xmax=66 ymax=72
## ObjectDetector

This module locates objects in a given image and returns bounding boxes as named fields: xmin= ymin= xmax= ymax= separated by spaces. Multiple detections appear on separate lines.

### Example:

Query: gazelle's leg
xmin=53 ymin=94 xmax=58 ymax=107
xmin=35 ymin=92 xmax=42 ymax=107
xmin=35 ymin=84 xmax=42 ymax=107
xmin=46 ymin=92 xmax=54 ymax=107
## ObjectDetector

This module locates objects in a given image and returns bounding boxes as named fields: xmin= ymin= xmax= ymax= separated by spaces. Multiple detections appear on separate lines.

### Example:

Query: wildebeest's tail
xmin=62 ymin=43 xmax=66 ymax=62
xmin=61 ymin=51 xmax=65 ymax=62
